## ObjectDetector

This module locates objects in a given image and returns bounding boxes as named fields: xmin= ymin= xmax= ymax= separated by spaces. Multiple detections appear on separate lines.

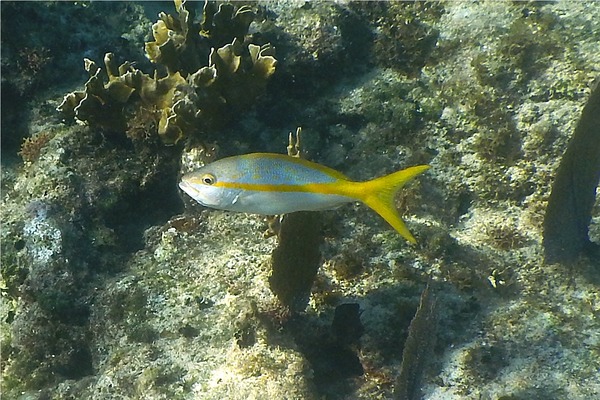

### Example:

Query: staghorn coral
xmin=57 ymin=0 xmax=276 ymax=144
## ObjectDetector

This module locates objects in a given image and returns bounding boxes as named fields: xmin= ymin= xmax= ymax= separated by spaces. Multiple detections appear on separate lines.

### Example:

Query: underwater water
xmin=1 ymin=1 xmax=599 ymax=399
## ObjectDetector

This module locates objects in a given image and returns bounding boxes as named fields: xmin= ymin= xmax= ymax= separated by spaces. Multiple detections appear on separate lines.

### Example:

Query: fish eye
xmin=201 ymin=173 xmax=216 ymax=185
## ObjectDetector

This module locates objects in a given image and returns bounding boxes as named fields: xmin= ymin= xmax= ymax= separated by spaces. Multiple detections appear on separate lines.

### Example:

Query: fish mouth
xmin=178 ymin=180 xmax=194 ymax=195
xmin=178 ymin=180 xmax=201 ymax=200
xmin=179 ymin=180 xmax=214 ymax=207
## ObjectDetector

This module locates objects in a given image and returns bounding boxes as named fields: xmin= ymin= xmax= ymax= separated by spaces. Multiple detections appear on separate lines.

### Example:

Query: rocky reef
xmin=1 ymin=1 xmax=600 ymax=400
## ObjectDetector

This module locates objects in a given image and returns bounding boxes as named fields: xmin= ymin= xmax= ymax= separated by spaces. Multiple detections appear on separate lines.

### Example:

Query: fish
xmin=179 ymin=153 xmax=430 ymax=243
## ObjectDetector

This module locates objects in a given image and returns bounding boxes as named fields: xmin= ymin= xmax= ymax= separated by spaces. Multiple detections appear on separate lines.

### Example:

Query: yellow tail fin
xmin=358 ymin=165 xmax=430 ymax=243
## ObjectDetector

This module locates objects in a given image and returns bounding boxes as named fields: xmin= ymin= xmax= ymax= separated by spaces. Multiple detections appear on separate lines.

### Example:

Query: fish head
xmin=179 ymin=166 xmax=241 ymax=210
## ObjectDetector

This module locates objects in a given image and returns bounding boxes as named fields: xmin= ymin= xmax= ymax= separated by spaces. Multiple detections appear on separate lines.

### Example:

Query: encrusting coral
xmin=57 ymin=0 xmax=276 ymax=144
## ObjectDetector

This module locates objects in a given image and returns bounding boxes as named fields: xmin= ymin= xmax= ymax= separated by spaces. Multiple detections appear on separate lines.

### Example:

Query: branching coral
xmin=57 ymin=0 xmax=276 ymax=144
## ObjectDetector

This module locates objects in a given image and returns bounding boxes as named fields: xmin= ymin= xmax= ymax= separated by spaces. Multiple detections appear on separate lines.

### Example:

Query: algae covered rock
xmin=1 ymin=117 xmax=184 ymax=396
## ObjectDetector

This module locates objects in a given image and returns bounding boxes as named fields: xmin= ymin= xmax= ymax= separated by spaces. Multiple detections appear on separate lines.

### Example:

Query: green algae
xmin=360 ymin=1 xmax=444 ymax=76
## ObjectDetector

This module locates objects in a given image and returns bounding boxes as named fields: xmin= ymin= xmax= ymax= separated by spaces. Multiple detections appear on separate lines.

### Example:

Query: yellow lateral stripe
xmin=214 ymin=179 xmax=363 ymax=199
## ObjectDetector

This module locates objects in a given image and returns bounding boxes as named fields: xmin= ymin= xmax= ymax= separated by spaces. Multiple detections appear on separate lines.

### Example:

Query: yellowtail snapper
xmin=179 ymin=153 xmax=429 ymax=243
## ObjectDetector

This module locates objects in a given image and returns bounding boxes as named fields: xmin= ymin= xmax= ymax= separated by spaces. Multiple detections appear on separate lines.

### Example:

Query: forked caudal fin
xmin=358 ymin=165 xmax=430 ymax=243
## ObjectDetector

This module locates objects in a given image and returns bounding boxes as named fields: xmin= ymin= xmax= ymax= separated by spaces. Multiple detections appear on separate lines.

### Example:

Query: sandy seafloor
xmin=1 ymin=1 xmax=599 ymax=399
